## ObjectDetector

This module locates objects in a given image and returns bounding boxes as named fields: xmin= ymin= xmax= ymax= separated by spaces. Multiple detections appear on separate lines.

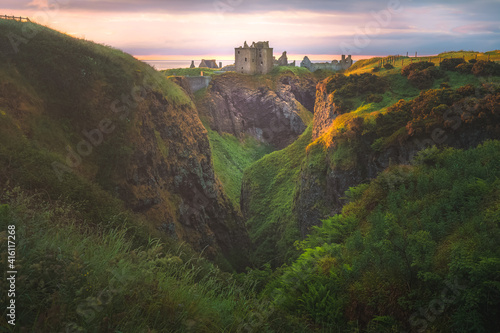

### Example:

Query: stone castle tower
xmin=235 ymin=41 xmax=274 ymax=75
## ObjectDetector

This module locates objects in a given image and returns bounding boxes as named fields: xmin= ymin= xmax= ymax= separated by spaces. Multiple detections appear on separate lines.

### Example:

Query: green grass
xmin=269 ymin=66 xmax=313 ymax=77
xmin=206 ymin=128 xmax=274 ymax=207
xmin=242 ymin=125 xmax=313 ymax=266
xmin=161 ymin=68 xmax=220 ymax=77
xmin=0 ymin=188 xmax=257 ymax=332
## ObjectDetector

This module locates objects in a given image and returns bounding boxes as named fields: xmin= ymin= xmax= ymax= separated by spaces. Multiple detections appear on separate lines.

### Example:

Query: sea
xmin=142 ymin=60 xmax=235 ymax=70
xmin=141 ymin=59 xmax=340 ymax=70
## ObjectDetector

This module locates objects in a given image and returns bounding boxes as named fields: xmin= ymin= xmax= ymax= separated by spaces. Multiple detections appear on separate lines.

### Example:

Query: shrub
xmin=401 ymin=61 xmax=435 ymax=77
xmin=407 ymin=69 xmax=434 ymax=89
xmin=471 ymin=60 xmax=500 ymax=76
xmin=383 ymin=63 xmax=394 ymax=69
xmin=366 ymin=94 xmax=384 ymax=103
xmin=456 ymin=84 xmax=476 ymax=97
xmin=455 ymin=62 xmax=473 ymax=74
xmin=372 ymin=66 xmax=381 ymax=72
xmin=468 ymin=59 xmax=477 ymax=64
xmin=439 ymin=57 xmax=466 ymax=71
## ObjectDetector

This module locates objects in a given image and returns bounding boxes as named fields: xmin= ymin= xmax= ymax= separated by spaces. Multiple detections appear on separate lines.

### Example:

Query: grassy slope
xmin=308 ymin=51 xmax=500 ymax=167
xmin=207 ymin=128 xmax=274 ymax=207
xmin=0 ymin=20 xmax=202 ymax=232
xmin=250 ymin=51 xmax=500 ymax=331
xmin=0 ymin=189 xmax=256 ymax=332
xmin=270 ymin=142 xmax=500 ymax=332
xmin=161 ymin=67 xmax=220 ymax=77
xmin=242 ymin=125 xmax=313 ymax=266
xmin=242 ymin=51 xmax=500 ymax=267
xmin=0 ymin=20 xmax=255 ymax=331
xmin=196 ymin=68 xmax=315 ymax=209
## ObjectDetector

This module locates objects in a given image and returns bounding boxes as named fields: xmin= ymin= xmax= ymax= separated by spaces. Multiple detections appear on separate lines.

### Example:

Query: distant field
xmin=347 ymin=50 xmax=500 ymax=75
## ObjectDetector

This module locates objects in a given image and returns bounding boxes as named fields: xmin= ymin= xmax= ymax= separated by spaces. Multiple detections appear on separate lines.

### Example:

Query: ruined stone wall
xmin=235 ymin=48 xmax=257 ymax=74
xmin=185 ymin=76 xmax=212 ymax=92
xmin=258 ymin=47 xmax=274 ymax=74
xmin=301 ymin=55 xmax=353 ymax=72
xmin=235 ymin=41 xmax=274 ymax=75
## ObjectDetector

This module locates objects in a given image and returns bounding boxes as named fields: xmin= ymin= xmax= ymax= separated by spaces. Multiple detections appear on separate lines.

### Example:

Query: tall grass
xmin=0 ymin=187 xmax=256 ymax=332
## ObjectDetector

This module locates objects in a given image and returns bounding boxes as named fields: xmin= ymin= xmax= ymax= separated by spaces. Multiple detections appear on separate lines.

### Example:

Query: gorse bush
xmin=401 ymin=61 xmax=435 ymax=77
xmin=439 ymin=58 xmax=500 ymax=76
xmin=440 ymin=58 xmax=466 ymax=71
xmin=401 ymin=62 xmax=444 ymax=90
xmin=324 ymin=73 xmax=387 ymax=113
xmin=471 ymin=60 xmax=500 ymax=76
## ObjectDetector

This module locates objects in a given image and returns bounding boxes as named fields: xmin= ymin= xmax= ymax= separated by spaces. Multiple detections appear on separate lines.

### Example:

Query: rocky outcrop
xmin=312 ymin=78 xmax=340 ymax=139
xmin=295 ymin=83 xmax=500 ymax=236
xmin=0 ymin=20 xmax=249 ymax=268
xmin=117 ymin=88 xmax=249 ymax=266
xmin=199 ymin=72 xmax=317 ymax=149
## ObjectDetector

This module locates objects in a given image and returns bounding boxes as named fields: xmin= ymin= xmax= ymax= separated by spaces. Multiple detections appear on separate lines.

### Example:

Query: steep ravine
xmin=0 ymin=22 xmax=249 ymax=268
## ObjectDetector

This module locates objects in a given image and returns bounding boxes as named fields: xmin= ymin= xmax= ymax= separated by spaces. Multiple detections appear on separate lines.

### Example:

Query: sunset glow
xmin=2 ymin=0 xmax=499 ymax=59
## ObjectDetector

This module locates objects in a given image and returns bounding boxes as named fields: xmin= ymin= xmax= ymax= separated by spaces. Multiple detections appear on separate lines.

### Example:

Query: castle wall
xmin=235 ymin=42 xmax=274 ymax=75
xmin=185 ymin=76 xmax=212 ymax=92
xmin=258 ymin=47 xmax=274 ymax=74
xmin=301 ymin=55 xmax=353 ymax=72
xmin=235 ymin=48 xmax=257 ymax=74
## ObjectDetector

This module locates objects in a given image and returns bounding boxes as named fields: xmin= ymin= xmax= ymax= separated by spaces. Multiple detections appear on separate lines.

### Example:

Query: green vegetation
xmin=206 ymin=128 xmax=274 ymax=207
xmin=1 ymin=20 xmax=500 ymax=332
xmin=269 ymin=66 xmax=313 ymax=77
xmin=161 ymin=67 xmax=220 ymax=77
xmin=0 ymin=188 xmax=257 ymax=332
xmin=242 ymin=126 xmax=313 ymax=266
xmin=266 ymin=142 xmax=500 ymax=332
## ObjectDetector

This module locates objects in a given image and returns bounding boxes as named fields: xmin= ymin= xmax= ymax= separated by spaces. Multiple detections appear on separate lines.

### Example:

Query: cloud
xmin=452 ymin=23 xmax=500 ymax=34
xmin=1 ymin=0 xmax=498 ymax=57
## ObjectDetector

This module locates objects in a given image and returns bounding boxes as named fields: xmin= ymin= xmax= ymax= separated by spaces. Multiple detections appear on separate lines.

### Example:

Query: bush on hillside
xmin=471 ymin=60 xmax=500 ymax=76
xmin=401 ymin=61 xmax=435 ymax=77
xmin=402 ymin=63 xmax=444 ymax=90
xmin=456 ymin=84 xmax=476 ymax=97
xmin=407 ymin=69 xmax=435 ymax=89
xmin=326 ymin=73 xmax=387 ymax=96
xmin=366 ymin=94 xmax=384 ymax=103
xmin=383 ymin=63 xmax=394 ymax=69
xmin=439 ymin=57 xmax=466 ymax=71
xmin=456 ymin=62 xmax=474 ymax=74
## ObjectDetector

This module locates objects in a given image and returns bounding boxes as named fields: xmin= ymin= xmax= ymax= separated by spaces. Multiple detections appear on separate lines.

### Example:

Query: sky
xmin=1 ymin=0 xmax=499 ymax=60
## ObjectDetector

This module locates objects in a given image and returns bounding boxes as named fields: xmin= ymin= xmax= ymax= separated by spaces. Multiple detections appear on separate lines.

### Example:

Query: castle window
xmin=261 ymin=61 xmax=263 ymax=65
xmin=238 ymin=51 xmax=240 ymax=54
xmin=259 ymin=53 xmax=262 ymax=57
xmin=245 ymin=57 xmax=247 ymax=62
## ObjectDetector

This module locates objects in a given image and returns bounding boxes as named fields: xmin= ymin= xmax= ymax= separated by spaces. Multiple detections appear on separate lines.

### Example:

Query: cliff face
xmin=0 ymin=22 xmax=248 ymax=266
xmin=200 ymin=72 xmax=317 ymax=149
xmin=119 ymin=89 xmax=249 ymax=262
xmin=295 ymin=80 xmax=500 ymax=236
xmin=312 ymin=79 xmax=340 ymax=140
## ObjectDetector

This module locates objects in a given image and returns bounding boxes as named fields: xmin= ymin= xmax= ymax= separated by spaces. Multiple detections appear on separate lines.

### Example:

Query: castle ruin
xmin=199 ymin=59 xmax=219 ymax=69
xmin=300 ymin=55 xmax=353 ymax=72
xmin=235 ymin=41 xmax=274 ymax=75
